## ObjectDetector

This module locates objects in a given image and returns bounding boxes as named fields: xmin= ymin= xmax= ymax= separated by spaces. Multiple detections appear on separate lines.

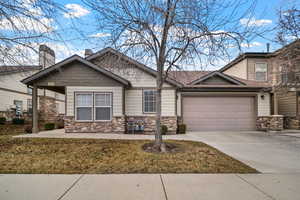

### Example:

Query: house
xmin=0 ymin=45 xmax=65 ymax=123
xmin=219 ymin=39 xmax=300 ymax=129
xmin=21 ymin=47 xmax=280 ymax=133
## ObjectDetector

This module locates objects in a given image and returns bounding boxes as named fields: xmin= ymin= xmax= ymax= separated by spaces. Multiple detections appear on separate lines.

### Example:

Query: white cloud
xmin=0 ymin=16 xmax=54 ymax=33
xmin=64 ymin=4 xmax=90 ymax=18
xmin=89 ymin=33 xmax=111 ymax=38
xmin=241 ymin=41 xmax=262 ymax=48
xmin=240 ymin=17 xmax=272 ymax=27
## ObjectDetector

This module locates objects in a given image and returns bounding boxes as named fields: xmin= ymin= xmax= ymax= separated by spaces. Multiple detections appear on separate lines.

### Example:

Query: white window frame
xmin=94 ymin=92 xmax=113 ymax=121
xmin=75 ymin=92 xmax=93 ymax=122
xmin=255 ymin=62 xmax=268 ymax=81
xmin=143 ymin=90 xmax=156 ymax=113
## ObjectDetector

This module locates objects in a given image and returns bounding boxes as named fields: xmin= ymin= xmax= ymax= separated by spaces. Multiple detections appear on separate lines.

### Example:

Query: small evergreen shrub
xmin=161 ymin=125 xmax=168 ymax=135
xmin=44 ymin=123 xmax=55 ymax=130
xmin=0 ymin=117 xmax=6 ymax=125
xmin=177 ymin=124 xmax=186 ymax=134
xmin=12 ymin=118 xmax=25 ymax=125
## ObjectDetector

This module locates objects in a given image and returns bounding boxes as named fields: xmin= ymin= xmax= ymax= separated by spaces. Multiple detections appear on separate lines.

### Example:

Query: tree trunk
xmin=155 ymin=61 xmax=163 ymax=147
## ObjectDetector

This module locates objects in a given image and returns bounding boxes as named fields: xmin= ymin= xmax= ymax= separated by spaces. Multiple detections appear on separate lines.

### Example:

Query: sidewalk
xmin=1 ymin=174 xmax=299 ymax=200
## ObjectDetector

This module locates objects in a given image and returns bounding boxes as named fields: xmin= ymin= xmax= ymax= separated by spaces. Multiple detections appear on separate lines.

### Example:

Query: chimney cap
xmin=85 ymin=49 xmax=93 ymax=57
xmin=39 ymin=45 xmax=55 ymax=56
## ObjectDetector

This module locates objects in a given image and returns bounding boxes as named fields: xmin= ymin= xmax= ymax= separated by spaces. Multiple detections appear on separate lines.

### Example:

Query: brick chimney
xmin=39 ymin=45 xmax=55 ymax=69
xmin=84 ymin=49 xmax=93 ymax=58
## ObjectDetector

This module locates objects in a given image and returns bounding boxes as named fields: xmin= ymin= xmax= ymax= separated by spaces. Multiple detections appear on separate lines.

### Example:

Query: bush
xmin=161 ymin=125 xmax=168 ymax=135
xmin=12 ymin=118 xmax=25 ymax=125
xmin=177 ymin=124 xmax=186 ymax=134
xmin=0 ymin=117 xmax=6 ymax=125
xmin=24 ymin=125 xmax=32 ymax=133
xmin=44 ymin=123 xmax=55 ymax=130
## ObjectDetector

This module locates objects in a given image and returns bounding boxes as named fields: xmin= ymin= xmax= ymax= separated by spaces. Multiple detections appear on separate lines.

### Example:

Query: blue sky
xmin=2 ymin=0 xmax=299 ymax=69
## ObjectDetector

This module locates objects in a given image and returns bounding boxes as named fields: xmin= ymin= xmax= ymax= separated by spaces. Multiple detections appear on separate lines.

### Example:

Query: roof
xmin=168 ymin=71 xmax=211 ymax=85
xmin=188 ymin=71 xmax=246 ymax=85
xmin=21 ymin=55 xmax=131 ymax=87
xmin=86 ymin=47 xmax=183 ymax=87
xmin=0 ymin=65 xmax=41 ymax=75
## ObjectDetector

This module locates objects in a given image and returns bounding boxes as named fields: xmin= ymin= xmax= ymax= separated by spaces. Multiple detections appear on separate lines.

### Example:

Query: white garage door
xmin=182 ymin=96 xmax=256 ymax=131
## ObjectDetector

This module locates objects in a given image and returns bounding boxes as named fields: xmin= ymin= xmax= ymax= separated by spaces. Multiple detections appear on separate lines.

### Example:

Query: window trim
xmin=74 ymin=92 xmax=94 ymax=122
xmin=143 ymin=89 xmax=157 ymax=114
xmin=255 ymin=62 xmax=268 ymax=82
xmin=94 ymin=92 xmax=113 ymax=121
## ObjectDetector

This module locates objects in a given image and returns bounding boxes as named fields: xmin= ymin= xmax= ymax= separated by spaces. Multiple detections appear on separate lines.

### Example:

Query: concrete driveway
xmin=181 ymin=131 xmax=300 ymax=173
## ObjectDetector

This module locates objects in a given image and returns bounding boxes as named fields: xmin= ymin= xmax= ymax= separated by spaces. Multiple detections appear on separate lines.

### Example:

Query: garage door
xmin=182 ymin=96 xmax=256 ymax=131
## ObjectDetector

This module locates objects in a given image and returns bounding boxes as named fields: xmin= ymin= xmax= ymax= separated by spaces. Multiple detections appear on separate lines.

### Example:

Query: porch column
xmin=274 ymin=92 xmax=279 ymax=115
xmin=32 ymin=84 xmax=39 ymax=133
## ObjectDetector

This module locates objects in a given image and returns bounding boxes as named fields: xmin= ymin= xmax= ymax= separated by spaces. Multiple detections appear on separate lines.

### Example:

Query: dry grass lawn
xmin=0 ymin=136 xmax=258 ymax=174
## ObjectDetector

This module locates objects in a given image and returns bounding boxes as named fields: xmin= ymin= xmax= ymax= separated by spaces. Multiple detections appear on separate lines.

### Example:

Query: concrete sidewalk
xmin=1 ymin=174 xmax=299 ymax=200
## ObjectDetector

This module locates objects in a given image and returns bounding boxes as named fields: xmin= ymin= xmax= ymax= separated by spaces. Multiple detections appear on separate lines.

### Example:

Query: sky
xmin=1 ymin=0 xmax=299 ymax=70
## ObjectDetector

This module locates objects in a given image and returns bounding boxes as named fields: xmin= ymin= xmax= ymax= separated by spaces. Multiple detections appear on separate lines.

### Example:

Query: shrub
xmin=44 ymin=123 xmax=55 ymax=130
xmin=177 ymin=124 xmax=186 ymax=134
xmin=161 ymin=125 xmax=168 ymax=135
xmin=0 ymin=117 xmax=6 ymax=125
xmin=25 ymin=125 xmax=32 ymax=133
xmin=12 ymin=118 xmax=25 ymax=125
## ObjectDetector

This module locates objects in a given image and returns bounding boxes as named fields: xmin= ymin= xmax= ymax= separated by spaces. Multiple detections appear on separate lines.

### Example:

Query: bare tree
xmin=276 ymin=6 xmax=300 ymax=45
xmin=0 ymin=0 xmax=64 ymax=64
xmin=83 ymin=0 xmax=264 ymax=151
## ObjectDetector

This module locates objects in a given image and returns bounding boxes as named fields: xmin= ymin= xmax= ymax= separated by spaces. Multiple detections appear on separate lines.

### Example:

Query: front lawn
xmin=0 ymin=137 xmax=257 ymax=174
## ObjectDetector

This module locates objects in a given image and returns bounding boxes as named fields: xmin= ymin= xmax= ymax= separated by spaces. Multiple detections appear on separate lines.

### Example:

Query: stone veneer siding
xmin=126 ymin=116 xmax=177 ymax=134
xmin=64 ymin=115 xmax=177 ymax=134
xmin=39 ymin=96 xmax=59 ymax=122
xmin=284 ymin=116 xmax=300 ymax=129
xmin=256 ymin=115 xmax=284 ymax=131
xmin=65 ymin=116 xmax=126 ymax=133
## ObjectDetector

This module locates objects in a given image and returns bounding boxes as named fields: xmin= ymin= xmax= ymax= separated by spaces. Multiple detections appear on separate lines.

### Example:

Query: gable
xmin=90 ymin=52 xmax=173 ymax=87
xmin=33 ymin=60 xmax=124 ymax=87
xmin=199 ymin=75 xmax=235 ymax=85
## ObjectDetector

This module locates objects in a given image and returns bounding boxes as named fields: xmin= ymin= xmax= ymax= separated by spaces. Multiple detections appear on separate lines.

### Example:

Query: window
xmin=94 ymin=93 xmax=112 ymax=121
xmin=27 ymin=99 xmax=32 ymax=115
xmin=255 ymin=63 xmax=268 ymax=81
xmin=143 ymin=90 xmax=156 ymax=113
xmin=75 ymin=93 xmax=93 ymax=121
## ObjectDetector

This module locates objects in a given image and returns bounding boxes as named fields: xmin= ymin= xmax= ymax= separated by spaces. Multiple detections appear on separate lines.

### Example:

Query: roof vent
xmin=266 ymin=43 xmax=270 ymax=53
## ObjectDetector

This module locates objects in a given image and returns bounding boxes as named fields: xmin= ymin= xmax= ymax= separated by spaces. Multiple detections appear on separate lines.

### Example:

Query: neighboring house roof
xmin=188 ymin=71 xmax=246 ymax=85
xmin=0 ymin=65 xmax=41 ymax=75
xmin=168 ymin=71 xmax=211 ymax=85
xmin=21 ymin=55 xmax=131 ymax=87
xmin=86 ymin=47 xmax=183 ymax=87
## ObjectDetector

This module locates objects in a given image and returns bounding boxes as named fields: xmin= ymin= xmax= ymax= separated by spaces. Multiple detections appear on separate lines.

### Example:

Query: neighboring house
xmin=0 ymin=45 xmax=65 ymax=122
xmin=219 ymin=39 xmax=300 ymax=129
xmin=22 ymin=47 xmax=276 ymax=133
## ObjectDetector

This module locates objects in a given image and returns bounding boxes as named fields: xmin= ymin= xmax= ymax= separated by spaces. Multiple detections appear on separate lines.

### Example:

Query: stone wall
xmin=64 ymin=115 xmax=177 ymax=134
xmin=64 ymin=116 xmax=126 ymax=133
xmin=126 ymin=116 xmax=177 ymax=134
xmin=256 ymin=115 xmax=284 ymax=131
xmin=39 ymin=96 xmax=58 ymax=122
xmin=284 ymin=116 xmax=300 ymax=129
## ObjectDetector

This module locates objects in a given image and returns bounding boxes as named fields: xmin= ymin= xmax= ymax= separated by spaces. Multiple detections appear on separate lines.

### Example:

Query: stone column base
xmin=257 ymin=115 xmax=284 ymax=131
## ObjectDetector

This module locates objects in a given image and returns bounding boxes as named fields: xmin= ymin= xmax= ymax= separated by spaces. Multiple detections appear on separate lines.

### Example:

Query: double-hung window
xmin=94 ymin=93 xmax=112 ymax=121
xmin=143 ymin=90 xmax=156 ymax=113
xmin=255 ymin=63 xmax=268 ymax=81
xmin=75 ymin=93 xmax=93 ymax=121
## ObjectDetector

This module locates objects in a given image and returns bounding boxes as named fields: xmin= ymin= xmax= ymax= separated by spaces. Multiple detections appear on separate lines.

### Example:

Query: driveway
xmin=181 ymin=131 xmax=300 ymax=173
xmin=15 ymin=129 xmax=300 ymax=173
